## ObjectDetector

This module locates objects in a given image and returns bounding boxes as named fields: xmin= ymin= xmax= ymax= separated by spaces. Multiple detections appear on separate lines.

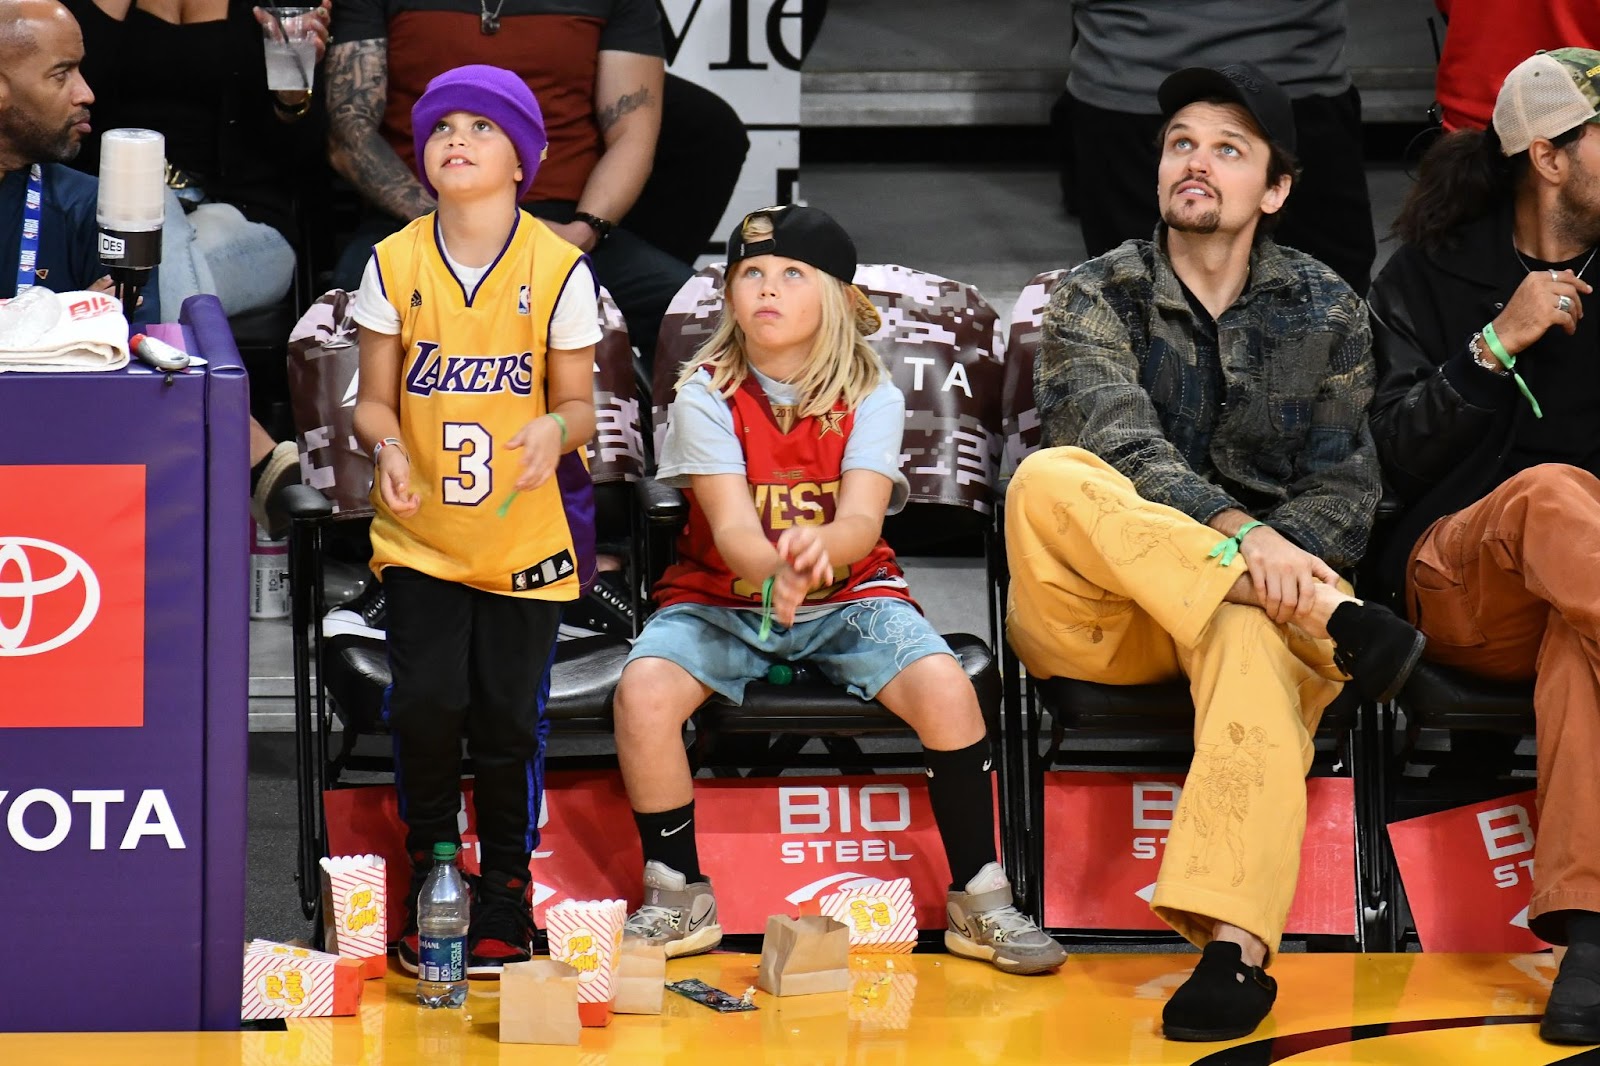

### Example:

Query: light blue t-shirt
xmin=656 ymin=364 xmax=910 ymax=514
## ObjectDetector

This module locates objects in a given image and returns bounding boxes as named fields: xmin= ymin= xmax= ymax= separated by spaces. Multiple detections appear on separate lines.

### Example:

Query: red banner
xmin=0 ymin=465 xmax=145 ymax=728
xmin=1388 ymin=791 xmax=1545 ymax=952
xmin=1042 ymin=772 xmax=1356 ymax=935
xmin=324 ymin=772 xmax=964 ymax=936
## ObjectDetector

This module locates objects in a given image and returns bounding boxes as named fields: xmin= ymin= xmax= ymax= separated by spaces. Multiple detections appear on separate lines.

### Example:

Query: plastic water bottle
xmin=416 ymin=842 xmax=469 ymax=1009
xmin=766 ymin=663 xmax=814 ymax=685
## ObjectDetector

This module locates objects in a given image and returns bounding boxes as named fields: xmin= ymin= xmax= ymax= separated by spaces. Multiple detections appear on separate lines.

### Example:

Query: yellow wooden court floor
xmin=4 ymin=951 xmax=1598 ymax=1065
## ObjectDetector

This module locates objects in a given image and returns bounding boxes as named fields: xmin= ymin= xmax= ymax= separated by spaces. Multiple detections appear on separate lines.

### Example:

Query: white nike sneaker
xmin=623 ymin=861 xmax=722 ymax=958
xmin=945 ymin=862 xmax=1067 ymax=975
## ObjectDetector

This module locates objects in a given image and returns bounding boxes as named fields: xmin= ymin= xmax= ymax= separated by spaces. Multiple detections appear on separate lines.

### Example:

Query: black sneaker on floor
xmin=1326 ymin=600 xmax=1427 ymax=703
xmin=392 ymin=853 xmax=432 ymax=975
xmin=1542 ymin=942 xmax=1600 ymax=1044
xmin=1162 ymin=941 xmax=1278 ymax=1042
xmin=467 ymin=873 xmax=535 ymax=978
xmin=559 ymin=570 xmax=635 ymax=638
xmin=323 ymin=580 xmax=387 ymax=640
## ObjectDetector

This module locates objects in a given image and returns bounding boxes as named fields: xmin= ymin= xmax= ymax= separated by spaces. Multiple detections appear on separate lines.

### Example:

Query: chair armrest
xmin=636 ymin=477 xmax=687 ymax=525
xmin=281 ymin=483 xmax=333 ymax=523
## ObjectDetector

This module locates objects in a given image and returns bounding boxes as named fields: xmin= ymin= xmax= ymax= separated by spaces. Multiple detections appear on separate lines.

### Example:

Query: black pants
xmin=383 ymin=567 xmax=562 ymax=883
xmin=1062 ymin=87 xmax=1377 ymax=293
xmin=333 ymin=73 xmax=747 ymax=362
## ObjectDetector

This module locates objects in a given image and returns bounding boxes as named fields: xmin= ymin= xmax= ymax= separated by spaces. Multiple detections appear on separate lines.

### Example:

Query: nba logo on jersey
xmin=518 ymin=285 xmax=530 ymax=316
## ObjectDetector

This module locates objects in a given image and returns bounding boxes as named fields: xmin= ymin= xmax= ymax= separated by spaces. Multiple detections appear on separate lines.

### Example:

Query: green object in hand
xmin=758 ymin=575 xmax=776 ymax=640
xmin=496 ymin=489 xmax=520 ymax=518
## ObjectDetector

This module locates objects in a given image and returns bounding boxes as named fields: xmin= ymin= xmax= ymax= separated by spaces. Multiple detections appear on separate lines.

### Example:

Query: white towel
xmin=0 ymin=287 xmax=130 ymax=373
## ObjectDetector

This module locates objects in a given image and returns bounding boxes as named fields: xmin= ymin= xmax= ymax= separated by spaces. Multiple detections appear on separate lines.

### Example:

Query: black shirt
xmin=1503 ymin=247 xmax=1600 ymax=477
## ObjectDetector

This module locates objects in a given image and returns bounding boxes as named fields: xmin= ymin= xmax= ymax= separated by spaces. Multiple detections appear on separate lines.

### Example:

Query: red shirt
xmin=1435 ymin=0 xmax=1600 ymax=131
xmin=653 ymin=376 xmax=915 ymax=613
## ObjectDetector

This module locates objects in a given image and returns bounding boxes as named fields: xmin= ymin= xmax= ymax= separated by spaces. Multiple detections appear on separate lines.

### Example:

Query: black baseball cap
xmin=726 ymin=204 xmax=882 ymax=334
xmin=1157 ymin=62 xmax=1297 ymax=155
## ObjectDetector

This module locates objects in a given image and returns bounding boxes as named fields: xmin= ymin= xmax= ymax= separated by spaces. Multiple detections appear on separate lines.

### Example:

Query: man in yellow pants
xmin=1006 ymin=64 xmax=1426 ymax=1042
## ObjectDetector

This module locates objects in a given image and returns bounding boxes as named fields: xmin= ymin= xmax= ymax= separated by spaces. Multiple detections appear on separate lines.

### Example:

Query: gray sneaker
xmin=945 ymin=862 xmax=1067 ymax=975
xmin=622 ymin=861 xmax=722 ymax=958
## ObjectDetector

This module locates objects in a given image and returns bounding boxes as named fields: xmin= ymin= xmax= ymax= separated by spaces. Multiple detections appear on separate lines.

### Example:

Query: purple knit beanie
xmin=411 ymin=64 xmax=548 ymax=201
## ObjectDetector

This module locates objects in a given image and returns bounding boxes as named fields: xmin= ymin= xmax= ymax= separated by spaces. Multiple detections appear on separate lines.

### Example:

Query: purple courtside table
xmin=0 ymin=295 xmax=249 ymax=1031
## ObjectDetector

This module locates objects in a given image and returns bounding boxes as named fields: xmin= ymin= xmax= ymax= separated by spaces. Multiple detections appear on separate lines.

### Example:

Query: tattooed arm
xmin=545 ymin=49 xmax=664 ymax=251
xmin=325 ymin=39 xmax=435 ymax=222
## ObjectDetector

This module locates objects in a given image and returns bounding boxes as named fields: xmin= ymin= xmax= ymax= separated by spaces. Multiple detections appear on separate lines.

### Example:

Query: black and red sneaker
xmin=467 ymin=873 xmax=535 ymax=978
xmin=392 ymin=852 xmax=432 ymax=975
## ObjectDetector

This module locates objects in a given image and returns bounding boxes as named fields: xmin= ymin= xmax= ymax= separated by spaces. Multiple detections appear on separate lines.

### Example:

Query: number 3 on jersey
xmin=442 ymin=422 xmax=492 ymax=505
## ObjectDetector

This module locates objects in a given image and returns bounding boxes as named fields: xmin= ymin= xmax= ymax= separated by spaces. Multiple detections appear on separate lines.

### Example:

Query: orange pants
xmin=1006 ymin=448 xmax=1345 ymax=956
xmin=1408 ymin=463 xmax=1600 ymax=943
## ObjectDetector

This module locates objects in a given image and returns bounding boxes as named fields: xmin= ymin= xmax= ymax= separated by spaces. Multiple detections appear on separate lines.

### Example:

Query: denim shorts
xmin=625 ymin=598 xmax=955 ymax=704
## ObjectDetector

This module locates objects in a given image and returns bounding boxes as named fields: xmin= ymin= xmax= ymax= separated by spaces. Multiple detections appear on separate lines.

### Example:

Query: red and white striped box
xmin=817 ymin=878 xmax=918 ymax=953
xmin=320 ymin=854 xmax=388 ymax=979
xmin=545 ymin=899 xmax=626 ymax=1027
xmin=242 ymin=940 xmax=361 ymax=1019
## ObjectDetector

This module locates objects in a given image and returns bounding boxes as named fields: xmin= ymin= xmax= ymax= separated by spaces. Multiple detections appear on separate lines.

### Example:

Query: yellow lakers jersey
xmin=368 ymin=210 xmax=595 ymax=599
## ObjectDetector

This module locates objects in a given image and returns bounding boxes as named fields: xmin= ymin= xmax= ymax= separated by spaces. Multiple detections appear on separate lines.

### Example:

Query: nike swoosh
xmin=660 ymin=819 xmax=692 ymax=837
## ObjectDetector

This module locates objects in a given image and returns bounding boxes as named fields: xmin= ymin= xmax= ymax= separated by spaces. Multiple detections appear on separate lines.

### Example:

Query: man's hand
xmin=1235 ymin=525 xmax=1338 ymax=625
xmin=1491 ymin=268 xmax=1593 ymax=355
xmin=544 ymin=220 xmax=597 ymax=253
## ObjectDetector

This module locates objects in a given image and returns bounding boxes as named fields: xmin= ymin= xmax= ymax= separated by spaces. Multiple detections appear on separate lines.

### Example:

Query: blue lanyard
xmin=15 ymin=164 xmax=42 ymax=295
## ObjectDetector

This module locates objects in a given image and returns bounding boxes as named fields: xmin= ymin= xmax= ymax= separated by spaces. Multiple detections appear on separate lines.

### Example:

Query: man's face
xmin=1556 ymin=124 xmax=1600 ymax=246
xmin=0 ymin=9 xmax=94 ymax=165
xmin=1157 ymin=101 xmax=1288 ymax=239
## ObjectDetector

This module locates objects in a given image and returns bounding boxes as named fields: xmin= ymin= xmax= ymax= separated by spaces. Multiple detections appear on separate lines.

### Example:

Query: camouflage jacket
xmin=1034 ymin=231 xmax=1380 ymax=568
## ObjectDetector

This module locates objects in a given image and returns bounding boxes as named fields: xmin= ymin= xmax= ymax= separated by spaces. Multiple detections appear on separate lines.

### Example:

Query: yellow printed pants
xmin=1005 ymin=448 xmax=1345 ymax=957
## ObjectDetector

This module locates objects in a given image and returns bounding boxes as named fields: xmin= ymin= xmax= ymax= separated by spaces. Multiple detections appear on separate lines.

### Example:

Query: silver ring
xmin=1558 ymin=294 xmax=1574 ymax=314
xmin=1552 ymin=269 xmax=1561 ymax=282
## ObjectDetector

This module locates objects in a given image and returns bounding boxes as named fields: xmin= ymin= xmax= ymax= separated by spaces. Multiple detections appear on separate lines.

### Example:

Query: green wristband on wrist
xmin=548 ymin=411 xmax=568 ymax=445
xmin=1481 ymin=322 xmax=1543 ymax=419
xmin=1208 ymin=520 xmax=1266 ymax=568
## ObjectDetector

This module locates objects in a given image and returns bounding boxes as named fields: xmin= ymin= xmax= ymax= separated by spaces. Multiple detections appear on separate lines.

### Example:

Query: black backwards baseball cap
xmin=1157 ymin=62 xmax=1297 ymax=155
xmin=725 ymin=205 xmax=882 ymax=335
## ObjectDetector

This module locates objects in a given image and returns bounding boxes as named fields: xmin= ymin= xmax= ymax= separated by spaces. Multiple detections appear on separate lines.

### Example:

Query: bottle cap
xmin=432 ymin=842 xmax=458 ymax=861
xmin=766 ymin=663 xmax=794 ymax=685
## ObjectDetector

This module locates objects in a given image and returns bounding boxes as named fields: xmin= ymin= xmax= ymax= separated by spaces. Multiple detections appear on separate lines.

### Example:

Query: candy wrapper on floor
xmin=613 ymin=939 xmax=666 ymax=1015
xmin=500 ymin=959 xmax=582 ymax=1045
xmin=757 ymin=915 xmax=851 ymax=997
xmin=817 ymin=877 xmax=918 ymax=953
xmin=545 ymin=898 xmax=626 ymax=1026
xmin=0 ymin=287 xmax=129 ymax=372
xmin=320 ymin=854 xmax=388 ymax=978
xmin=242 ymin=940 xmax=361 ymax=1019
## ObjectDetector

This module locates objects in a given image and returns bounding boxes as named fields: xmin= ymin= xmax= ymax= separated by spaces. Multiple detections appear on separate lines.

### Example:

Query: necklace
xmin=479 ymin=0 xmax=506 ymax=34
xmin=1513 ymin=241 xmax=1599 ymax=279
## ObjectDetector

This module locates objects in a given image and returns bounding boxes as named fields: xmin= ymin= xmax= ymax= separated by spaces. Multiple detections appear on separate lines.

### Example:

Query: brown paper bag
xmin=613 ymin=940 xmax=666 ymax=1015
xmin=499 ymin=960 xmax=581 ymax=1045
xmin=756 ymin=915 xmax=850 ymax=997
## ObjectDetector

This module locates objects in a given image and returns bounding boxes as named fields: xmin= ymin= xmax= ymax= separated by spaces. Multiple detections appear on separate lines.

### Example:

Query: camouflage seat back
xmin=654 ymin=263 xmax=1007 ymax=515
xmin=287 ymin=287 xmax=646 ymax=517
xmin=1002 ymin=269 xmax=1070 ymax=477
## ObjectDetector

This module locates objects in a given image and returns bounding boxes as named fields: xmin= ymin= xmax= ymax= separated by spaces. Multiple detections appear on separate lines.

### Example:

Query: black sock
xmin=633 ymin=802 xmax=702 ymax=883
xmin=249 ymin=453 xmax=271 ymax=492
xmin=925 ymin=738 xmax=998 ymax=890
xmin=1568 ymin=911 xmax=1600 ymax=948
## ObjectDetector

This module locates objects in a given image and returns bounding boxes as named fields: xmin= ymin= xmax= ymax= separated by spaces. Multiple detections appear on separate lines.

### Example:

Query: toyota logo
xmin=0 ymin=538 xmax=101 ymax=656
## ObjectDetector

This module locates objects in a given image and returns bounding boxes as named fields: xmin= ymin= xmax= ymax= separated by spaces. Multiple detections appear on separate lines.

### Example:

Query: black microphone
xmin=96 ymin=128 xmax=165 ymax=316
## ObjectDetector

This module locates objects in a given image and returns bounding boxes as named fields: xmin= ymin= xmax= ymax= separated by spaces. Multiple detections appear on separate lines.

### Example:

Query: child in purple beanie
xmin=349 ymin=63 xmax=603 ymax=978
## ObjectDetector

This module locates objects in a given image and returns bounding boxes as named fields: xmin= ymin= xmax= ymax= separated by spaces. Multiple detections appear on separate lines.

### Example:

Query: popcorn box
xmin=545 ymin=899 xmax=626 ymax=1027
xmin=320 ymin=854 xmax=388 ymax=979
xmin=242 ymin=940 xmax=361 ymax=1019
xmin=816 ymin=878 xmax=918 ymax=953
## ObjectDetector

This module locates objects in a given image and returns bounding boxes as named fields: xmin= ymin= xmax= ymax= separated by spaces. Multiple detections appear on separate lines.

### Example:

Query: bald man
xmin=0 ymin=0 xmax=159 ymax=322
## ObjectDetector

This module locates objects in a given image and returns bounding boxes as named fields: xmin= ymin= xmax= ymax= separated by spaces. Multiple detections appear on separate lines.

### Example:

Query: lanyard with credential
xmin=14 ymin=164 xmax=43 ymax=295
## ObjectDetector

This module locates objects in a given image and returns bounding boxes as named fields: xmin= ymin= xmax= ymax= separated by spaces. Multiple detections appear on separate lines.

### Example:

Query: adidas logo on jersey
xmin=404 ymin=341 xmax=535 ymax=396
xmin=511 ymin=550 xmax=576 ymax=591
xmin=410 ymin=289 xmax=422 ymax=309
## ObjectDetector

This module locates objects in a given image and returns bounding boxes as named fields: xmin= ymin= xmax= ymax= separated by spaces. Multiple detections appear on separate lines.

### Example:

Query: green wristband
xmin=548 ymin=411 xmax=568 ymax=445
xmin=1480 ymin=323 xmax=1543 ymax=419
xmin=758 ymin=575 xmax=776 ymax=640
xmin=1207 ymin=520 xmax=1267 ymax=568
